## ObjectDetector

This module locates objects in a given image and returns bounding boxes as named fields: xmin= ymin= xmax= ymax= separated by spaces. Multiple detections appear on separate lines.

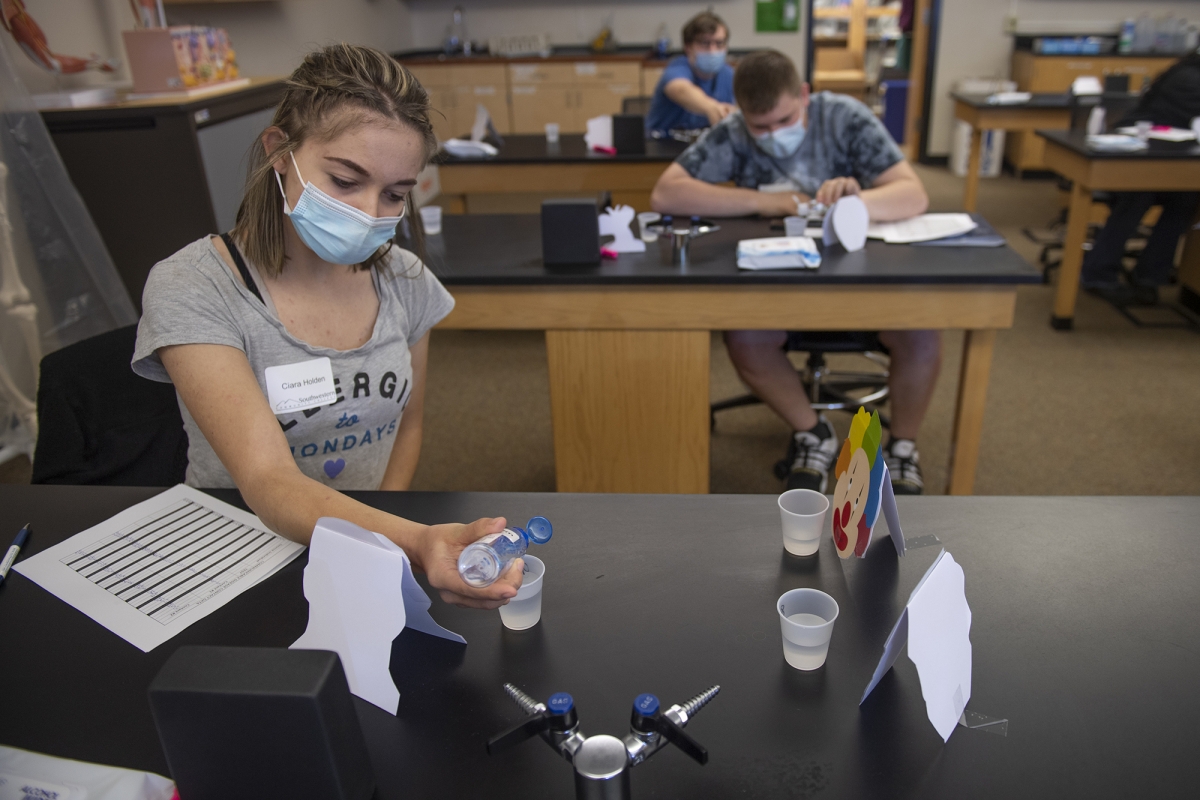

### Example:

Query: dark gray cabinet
xmin=42 ymin=79 xmax=284 ymax=311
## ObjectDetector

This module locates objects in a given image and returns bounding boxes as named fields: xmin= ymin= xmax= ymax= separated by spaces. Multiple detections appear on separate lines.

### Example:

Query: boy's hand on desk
xmin=419 ymin=517 xmax=524 ymax=609
xmin=815 ymin=177 xmax=861 ymax=206
xmin=757 ymin=192 xmax=807 ymax=218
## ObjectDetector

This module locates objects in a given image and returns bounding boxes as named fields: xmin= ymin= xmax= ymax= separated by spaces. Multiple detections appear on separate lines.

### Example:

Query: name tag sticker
xmin=264 ymin=357 xmax=337 ymax=415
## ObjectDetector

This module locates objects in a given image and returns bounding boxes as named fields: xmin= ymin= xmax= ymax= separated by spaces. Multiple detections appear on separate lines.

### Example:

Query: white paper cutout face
xmin=833 ymin=447 xmax=871 ymax=557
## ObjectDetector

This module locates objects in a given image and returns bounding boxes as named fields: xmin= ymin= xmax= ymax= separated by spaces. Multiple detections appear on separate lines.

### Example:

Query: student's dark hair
xmin=682 ymin=11 xmax=728 ymax=46
xmin=733 ymin=50 xmax=803 ymax=114
xmin=233 ymin=43 xmax=437 ymax=276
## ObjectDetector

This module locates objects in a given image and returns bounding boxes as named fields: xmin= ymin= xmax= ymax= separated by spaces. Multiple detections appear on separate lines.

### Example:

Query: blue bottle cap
xmin=547 ymin=692 xmax=574 ymax=714
xmin=633 ymin=693 xmax=660 ymax=716
xmin=525 ymin=516 xmax=553 ymax=544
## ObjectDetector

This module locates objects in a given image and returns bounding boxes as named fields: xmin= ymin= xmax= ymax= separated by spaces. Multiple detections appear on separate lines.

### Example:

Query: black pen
xmin=0 ymin=523 xmax=30 ymax=585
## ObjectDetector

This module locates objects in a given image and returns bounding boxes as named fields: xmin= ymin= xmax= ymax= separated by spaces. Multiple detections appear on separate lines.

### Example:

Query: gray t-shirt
xmin=132 ymin=237 xmax=454 ymax=489
xmin=675 ymin=91 xmax=904 ymax=195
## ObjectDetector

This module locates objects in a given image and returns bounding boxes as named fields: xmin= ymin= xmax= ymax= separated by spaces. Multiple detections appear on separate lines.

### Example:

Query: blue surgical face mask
xmin=754 ymin=113 xmax=807 ymax=159
xmin=693 ymin=49 xmax=728 ymax=76
xmin=276 ymin=153 xmax=405 ymax=265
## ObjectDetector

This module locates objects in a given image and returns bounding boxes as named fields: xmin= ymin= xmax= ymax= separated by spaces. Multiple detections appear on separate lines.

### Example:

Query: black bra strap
xmin=220 ymin=233 xmax=265 ymax=306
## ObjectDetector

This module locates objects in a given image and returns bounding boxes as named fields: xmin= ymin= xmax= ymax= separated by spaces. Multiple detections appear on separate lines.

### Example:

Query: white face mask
xmin=753 ymin=113 xmax=807 ymax=159
xmin=276 ymin=152 xmax=405 ymax=265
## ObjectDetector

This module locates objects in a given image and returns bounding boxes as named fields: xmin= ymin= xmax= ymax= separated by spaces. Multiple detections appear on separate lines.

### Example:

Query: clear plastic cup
xmin=778 ymin=489 xmax=829 ymax=556
xmin=637 ymin=211 xmax=661 ymax=242
xmin=545 ymin=123 xmax=560 ymax=144
xmin=777 ymin=588 xmax=839 ymax=670
xmin=498 ymin=555 xmax=545 ymax=631
xmin=419 ymin=204 xmax=443 ymax=235
xmin=1135 ymin=120 xmax=1152 ymax=141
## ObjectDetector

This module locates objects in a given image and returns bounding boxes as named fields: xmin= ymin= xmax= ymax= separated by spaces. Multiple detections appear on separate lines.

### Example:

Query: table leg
xmin=963 ymin=127 xmax=983 ymax=213
xmin=946 ymin=328 xmax=996 ymax=496
xmin=545 ymin=329 xmax=710 ymax=493
xmin=1051 ymin=180 xmax=1093 ymax=330
xmin=1178 ymin=217 xmax=1200 ymax=315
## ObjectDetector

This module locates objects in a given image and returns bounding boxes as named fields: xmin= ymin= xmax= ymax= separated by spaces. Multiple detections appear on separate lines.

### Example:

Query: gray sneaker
xmin=884 ymin=439 xmax=924 ymax=495
xmin=783 ymin=415 xmax=839 ymax=493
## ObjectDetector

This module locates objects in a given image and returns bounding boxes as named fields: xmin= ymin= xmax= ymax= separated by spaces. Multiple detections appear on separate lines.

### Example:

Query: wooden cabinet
xmin=642 ymin=66 xmax=665 ymax=96
xmin=405 ymin=63 xmax=511 ymax=141
xmin=403 ymin=58 xmax=651 ymax=138
xmin=1006 ymin=51 xmax=1176 ymax=172
xmin=508 ymin=61 xmax=640 ymax=133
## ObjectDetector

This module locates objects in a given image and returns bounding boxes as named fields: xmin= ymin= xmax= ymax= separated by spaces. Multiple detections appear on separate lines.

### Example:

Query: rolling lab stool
xmin=711 ymin=331 xmax=890 ymax=477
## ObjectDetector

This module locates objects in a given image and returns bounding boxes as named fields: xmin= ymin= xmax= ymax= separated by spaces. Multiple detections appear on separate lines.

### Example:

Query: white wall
xmin=13 ymin=0 xmax=414 ymax=95
xmin=404 ymin=0 xmax=806 ymax=67
xmin=927 ymin=0 xmax=1197 ymax=156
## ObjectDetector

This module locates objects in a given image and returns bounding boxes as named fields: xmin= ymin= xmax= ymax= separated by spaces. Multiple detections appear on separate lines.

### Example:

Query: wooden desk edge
xmin=437 ymin=284 xmax=1020 ymax=331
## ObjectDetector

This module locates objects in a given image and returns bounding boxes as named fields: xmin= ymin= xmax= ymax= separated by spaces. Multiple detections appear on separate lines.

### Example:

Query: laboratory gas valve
xmin=486 ymin=682 xmax=720 ymax=800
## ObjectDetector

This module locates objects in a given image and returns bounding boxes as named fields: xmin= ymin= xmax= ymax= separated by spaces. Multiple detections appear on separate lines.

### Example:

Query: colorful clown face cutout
xmin=833 ymin=444 xmax=871 ymax=555
xmin=831 ymin=407 xmax=886 ymax=559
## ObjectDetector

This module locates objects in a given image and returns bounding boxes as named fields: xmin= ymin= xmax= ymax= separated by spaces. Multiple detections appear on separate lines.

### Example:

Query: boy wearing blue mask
xmin=645 ymin=12 xmax=736 ymax=136
xmin=651 ymin=50 xmax=937 ymax=496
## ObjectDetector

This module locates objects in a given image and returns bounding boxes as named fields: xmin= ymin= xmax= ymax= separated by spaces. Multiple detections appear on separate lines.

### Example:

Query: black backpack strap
xmin=220 ymin=233 xmax=265 ymax=306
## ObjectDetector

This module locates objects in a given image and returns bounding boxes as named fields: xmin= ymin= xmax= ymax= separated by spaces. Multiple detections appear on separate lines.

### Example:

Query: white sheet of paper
xmin=859 ymin=549 xmax=973 ymax=742
xmin=598 ymin=205 xmax=646 ymax=252
xmin=1071 ymin=75 xmax=1102 ymax=95
xmin=470 ymin=103 xmax=490 ymax=142
xmin=861 ymin=608 xmax=908 ymax=703
xmin=907 ymin=550 xmax=973 ymax=742
xmin=867 ymin=214 xmax=978 ymax=244
xmin=831 ymin=195 xmax=868 ymax=251
xmin=290 ymin=517 xmax=464 ymax=715
xmin=264 ymin=356 xmax=336 ymax=414
xmin=442 ymin=138 xmax=498 ymax=158
xmin=13 ymin=485 xmax=304 ymax=652
xmin=584 ymin=115 xmax=613 ymax=150
xmin=881 ymin=468 xmax=905 ymax=556
xmin=0 ymin=745 xmax=175 ymax=800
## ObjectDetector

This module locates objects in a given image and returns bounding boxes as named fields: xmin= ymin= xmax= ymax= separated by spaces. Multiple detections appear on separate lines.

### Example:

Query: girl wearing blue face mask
xmin=131 ymin=44 xmax=524 ymax=612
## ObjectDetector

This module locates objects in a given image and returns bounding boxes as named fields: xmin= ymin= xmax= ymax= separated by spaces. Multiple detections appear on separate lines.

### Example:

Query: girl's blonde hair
xmin=233 ymin=43 xmax=437 ymax=275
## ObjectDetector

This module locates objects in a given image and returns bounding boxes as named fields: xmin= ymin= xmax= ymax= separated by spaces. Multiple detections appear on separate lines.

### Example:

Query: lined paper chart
xmin=15 ymin=485 xmax=305 ymax=651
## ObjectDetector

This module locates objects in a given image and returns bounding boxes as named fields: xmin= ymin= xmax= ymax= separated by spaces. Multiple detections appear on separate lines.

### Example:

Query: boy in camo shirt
xmin=651 ymin=50 xmax=937 ymax=495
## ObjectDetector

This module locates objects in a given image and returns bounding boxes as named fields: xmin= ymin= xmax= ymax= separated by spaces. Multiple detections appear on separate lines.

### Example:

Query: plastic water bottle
xmin=1119 ymin=19 xmax=1135 ymax=54
xmin=457 ymin=517 xmax=553 ymax=587
xmin=655 ymin=24 xmax=670 ymax=59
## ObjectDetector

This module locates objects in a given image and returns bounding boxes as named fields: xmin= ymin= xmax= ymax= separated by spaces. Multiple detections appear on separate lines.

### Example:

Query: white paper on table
xmin=442 ymin=138 xmax=498 ymax=158
xmin=867 ymin=213 xmax=978 ymax=244
xmin=985 ymin=91 xmax=1032 ymax=105
xmin=598 ymin=204 xmax=646 ymax=252
xmin=1115 ymin=125 xmax=1196 ymax=142
xmin=736 ymin=236 xmax=821 ymax=270
xmin=0 ymin=745 xmax=175 ymax=800
xmin=470 ymin=103 xmax=490 ymax=142
xmin=584 ymin=114 xmax=613 ymax=150
xmin=12 ymin=484 xmax=304 ymax=653
xmin=821 ymin=195 xmax=868 ymax=252
xmin=860 ymin=549 xmax=973 ymax=743
xmin=290 ymin=517 xmax=465 ymax=715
